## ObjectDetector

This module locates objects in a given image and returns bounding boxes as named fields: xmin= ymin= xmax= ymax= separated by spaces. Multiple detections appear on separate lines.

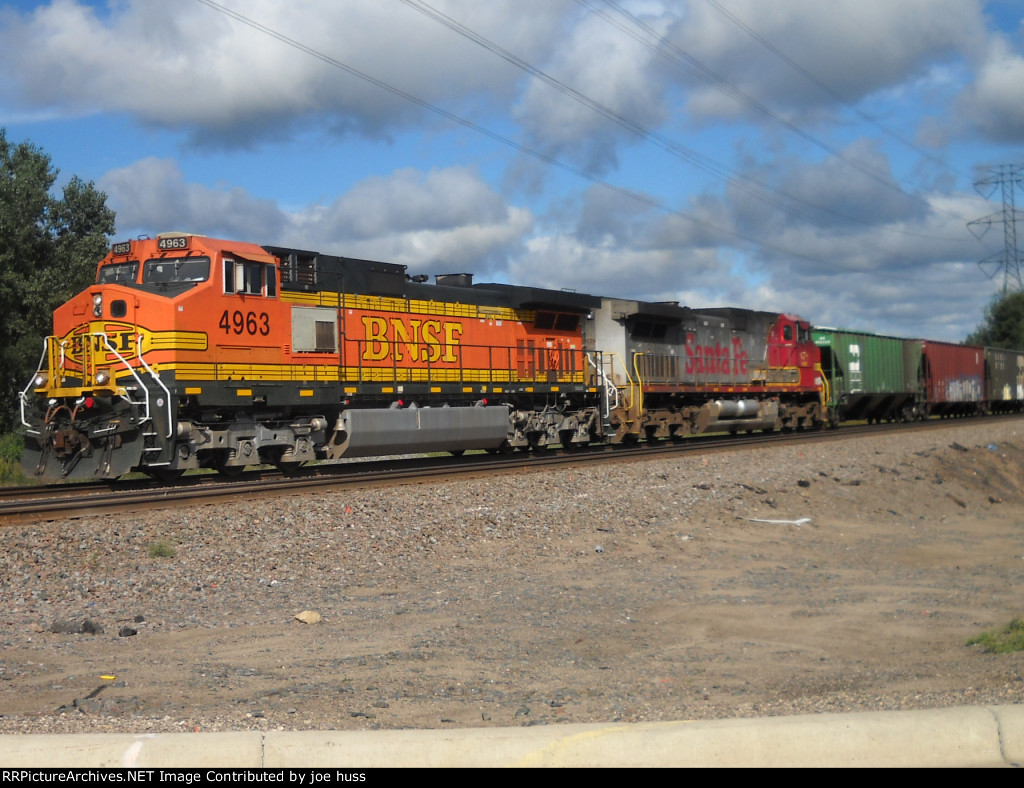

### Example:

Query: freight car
xmin=985 ymin=346 xmax=1024 ymax=413
xmin=19 ymin=233 xmax=829 ymax=480
xmin=814 ymin=328 xmax=1024 ymax=421
xmin=813 ymin=328 xmax=922 ymax=423
xmin=919 ymin=339 xmax=986 ymax=416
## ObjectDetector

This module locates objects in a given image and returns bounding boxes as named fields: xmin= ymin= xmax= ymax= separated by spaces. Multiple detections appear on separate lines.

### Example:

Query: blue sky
xmin=2 ymin=0 xmax=1023 ymax=341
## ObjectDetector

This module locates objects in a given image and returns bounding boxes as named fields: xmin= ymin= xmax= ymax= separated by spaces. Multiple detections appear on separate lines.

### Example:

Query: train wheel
xmin=146 ymin=468 xmax=184 ymax=483
xmin=559 ymin=430 xmax=577 ymax=451
xmin=213 ymin=451 xmax=245 ymax=478
xmin=261 ymin=447 xmax=307 ymax=475
xmin=449 ymin=449 xmax=465 ymax=457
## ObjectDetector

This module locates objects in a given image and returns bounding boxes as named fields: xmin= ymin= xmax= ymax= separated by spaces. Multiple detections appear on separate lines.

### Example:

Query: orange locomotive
xmin=20 ymin=233 xmax=827 ymax=480
xmin=20 ymin=233 xmax=603 ymax=479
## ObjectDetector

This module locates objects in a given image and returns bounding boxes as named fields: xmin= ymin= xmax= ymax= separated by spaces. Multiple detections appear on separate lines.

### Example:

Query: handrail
xmin=586 ymin=352 xmax=619 ymax=417
xmin=18 ymin=339 xmax=51 ymax=430
xmin=815 ymin=363 xmax=831 ymax=413
xmin=632 ymin=352 xmax=645 ymax=419
xmin=602 ymin=352 xmax=634 ymax=410
xmin=123 ymin=334 xmax=173 ymax=438
xmin=21 ymin=332 xmax=168 ymax=437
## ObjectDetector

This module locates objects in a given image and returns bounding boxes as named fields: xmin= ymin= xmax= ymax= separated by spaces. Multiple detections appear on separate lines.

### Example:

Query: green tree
xmin=0 ymin=129 xmax=116 ymax=433
xmin=966 ymin=290 xmax=1024 ymax=349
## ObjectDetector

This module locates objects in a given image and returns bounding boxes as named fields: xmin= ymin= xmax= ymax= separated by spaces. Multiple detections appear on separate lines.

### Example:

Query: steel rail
xmin=2 ymin=415 xmax=1020 ymax=526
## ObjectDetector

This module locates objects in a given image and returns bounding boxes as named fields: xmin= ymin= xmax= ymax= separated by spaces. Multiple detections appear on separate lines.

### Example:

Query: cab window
xmin=143 ymin=257 xmax=210 ymax=284
xmin=224 ymin=259 xmax=276 ymax=297
xmin=97 ymin=261 xmax=139 ymax=284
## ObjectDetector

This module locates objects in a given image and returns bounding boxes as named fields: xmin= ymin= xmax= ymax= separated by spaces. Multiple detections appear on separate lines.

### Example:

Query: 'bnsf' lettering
xmin=361 ymin=316 xmax=462 ymax=363
xmin=67 ymin=331 xmax=136 ymax=361
xmin=685 ymin=334 xmax=749 ymax=376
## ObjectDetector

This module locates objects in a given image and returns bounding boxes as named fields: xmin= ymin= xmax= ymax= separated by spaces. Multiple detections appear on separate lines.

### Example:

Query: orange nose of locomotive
xmin=19 ymin=282 xmax=150 ymax=479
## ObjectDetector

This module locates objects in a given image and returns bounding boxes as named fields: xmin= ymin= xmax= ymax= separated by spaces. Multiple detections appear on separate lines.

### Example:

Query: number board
xmin=111 ymin=241 xmax=132 ymax=256
xmin=157 ymin=236 xmax=189 ymax=251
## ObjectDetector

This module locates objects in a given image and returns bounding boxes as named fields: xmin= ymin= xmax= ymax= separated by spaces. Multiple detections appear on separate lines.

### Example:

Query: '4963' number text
xmin=219 ymin=310 xmax=270 ymax=336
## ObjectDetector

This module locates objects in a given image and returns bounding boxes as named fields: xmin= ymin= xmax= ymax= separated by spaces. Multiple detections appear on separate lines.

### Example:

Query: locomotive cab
xmin=766 ymin=315 xmax=821 ymax=387
xmin=20 ymin=234 xmax=289 ymax=479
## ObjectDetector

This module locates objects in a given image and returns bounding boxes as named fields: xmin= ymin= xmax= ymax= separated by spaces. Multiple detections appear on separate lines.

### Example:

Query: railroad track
xmin=2 ymin=416 xmax=1019 ymax=526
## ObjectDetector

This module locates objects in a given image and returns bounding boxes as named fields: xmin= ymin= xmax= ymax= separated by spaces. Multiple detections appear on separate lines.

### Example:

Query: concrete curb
xmin=1 ymin=705 xmax=1021 ymax=768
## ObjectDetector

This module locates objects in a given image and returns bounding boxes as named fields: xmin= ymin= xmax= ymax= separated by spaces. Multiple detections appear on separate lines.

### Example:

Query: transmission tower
xmin=967 ymin=163 xmax=1024 ymax=294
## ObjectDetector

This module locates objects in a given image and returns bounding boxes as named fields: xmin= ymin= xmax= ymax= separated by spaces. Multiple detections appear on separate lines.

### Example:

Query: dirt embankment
xmin=1 ymin=420 xmax=1023 ymax=733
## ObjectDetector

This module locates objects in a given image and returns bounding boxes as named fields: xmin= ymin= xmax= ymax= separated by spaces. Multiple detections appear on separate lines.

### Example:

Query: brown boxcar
xmin=917 ymin=340 xmax=985 ymax=416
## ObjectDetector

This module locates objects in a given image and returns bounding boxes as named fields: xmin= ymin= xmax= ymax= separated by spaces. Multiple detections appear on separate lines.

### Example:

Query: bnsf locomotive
xmin=19 ymin=232 xmax=829 ymax=480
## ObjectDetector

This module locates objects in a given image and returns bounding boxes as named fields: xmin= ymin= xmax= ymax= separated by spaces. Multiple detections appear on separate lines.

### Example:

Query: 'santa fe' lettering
xmin=361 ymin=316 xmax=463 ymax=363
xmin=685 ymin=334 xmax=749 ymax=376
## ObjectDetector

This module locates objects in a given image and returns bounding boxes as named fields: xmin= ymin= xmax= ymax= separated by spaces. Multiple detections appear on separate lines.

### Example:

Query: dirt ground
xmin=1 ymin=420 xmax=1023 ymax=733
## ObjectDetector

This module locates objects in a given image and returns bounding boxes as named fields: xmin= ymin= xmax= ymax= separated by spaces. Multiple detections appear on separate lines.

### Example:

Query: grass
xmin=0 ymin=458 xmax=31 ymax=486
xmin=148 ymin=541 xmax=177 ymax=559
xmin=967 ymin=617 xmax=1024 ymax=653
xmin=0 ymin=433 xmax=30 ymax=486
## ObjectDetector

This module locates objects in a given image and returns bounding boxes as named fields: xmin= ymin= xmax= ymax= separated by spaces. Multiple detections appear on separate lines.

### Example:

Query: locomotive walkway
xmin=1 ymin=705 xmax=1022 ymax=767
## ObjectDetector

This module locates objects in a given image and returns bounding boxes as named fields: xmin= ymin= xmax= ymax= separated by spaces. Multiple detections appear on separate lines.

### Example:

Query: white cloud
xmin=0 ymin=0 xmax=1003 ymax=170
xmin=100 ymin=158 xmax=533 ymax=275
xmin=99 ymin=157 xmax=286 ymax=239
xmin=507 ymin=155 xmax=1003 ymax=342
xmin=0 ymin=0 xmax=573 ymax=145
xmin=957 ymin=37 xmax=1024 ymax=142
xmin=514 ymin=8 xmax=670 ymax=172
xmin=288 ymin=167 xmax=534 ymax=272
xmin=17 ymin=0 xmax=1013 ymax=343
xmin=98 ymin=150 xmax=1003 ymax=341
xmin=669 ymin=0 xmax=988 ymax=122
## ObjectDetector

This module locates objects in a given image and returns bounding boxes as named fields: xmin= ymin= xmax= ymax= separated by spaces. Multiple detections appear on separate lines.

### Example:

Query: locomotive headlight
xmin=92 ymin=293 xmax=103 ymax=317
xmin=33 ymin=373 xmax=49 ymax=389
xmin=95 ymin=368 xmax=112 ymax=386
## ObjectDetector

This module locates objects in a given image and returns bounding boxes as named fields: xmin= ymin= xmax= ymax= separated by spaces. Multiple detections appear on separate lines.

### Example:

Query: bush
xmin=967 ymin=617 xmax=1024 ymax=653
xmin=0 ymin=433 xmax=28 ymax=485
xmin=0 ymin=433 xmax=22 ymax=464
xmin=148 ymin=541 xmax=177 ymax=559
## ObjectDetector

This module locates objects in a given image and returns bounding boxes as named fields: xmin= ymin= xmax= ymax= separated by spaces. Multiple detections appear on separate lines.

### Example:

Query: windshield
xmin=143 ymin=256 xmax=210 ymax=285
xmin=97 ymin=261 xmax=139 ymax=284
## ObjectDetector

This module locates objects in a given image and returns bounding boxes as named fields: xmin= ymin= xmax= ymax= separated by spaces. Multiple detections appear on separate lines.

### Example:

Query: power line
xmin=184 ymin=0 xmax=783 ymax=257
xmin=192 ymin=0 xmax=950 ymax=283
xmin=701 ymin=0 xmax=973 ymax=183
xmin=586 ymin=0 xmax=971 ymax=231
xmin=396 ymin=0 xmax=958 ymax=262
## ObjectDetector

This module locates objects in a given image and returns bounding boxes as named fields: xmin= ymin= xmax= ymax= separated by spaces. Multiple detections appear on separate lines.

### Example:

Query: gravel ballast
xmin=1 ymin=420 xmax=1023 ymax=733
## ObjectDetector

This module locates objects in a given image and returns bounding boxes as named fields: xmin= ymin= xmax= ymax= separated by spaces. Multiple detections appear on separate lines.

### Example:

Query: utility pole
xmin=968 ymin=163 xmax=1024 ymax=294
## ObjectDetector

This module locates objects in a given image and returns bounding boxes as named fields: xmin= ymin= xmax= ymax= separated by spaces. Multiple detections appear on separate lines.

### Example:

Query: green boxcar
xmin=812 ymin=328 xmax=920 ymax=422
